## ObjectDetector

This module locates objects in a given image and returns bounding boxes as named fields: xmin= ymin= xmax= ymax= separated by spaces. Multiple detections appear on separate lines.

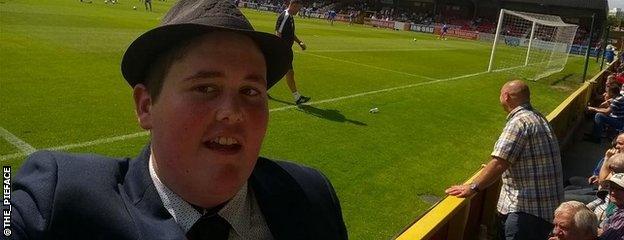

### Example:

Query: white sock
xmin=292 ymin=91 xmax=301 ymax=101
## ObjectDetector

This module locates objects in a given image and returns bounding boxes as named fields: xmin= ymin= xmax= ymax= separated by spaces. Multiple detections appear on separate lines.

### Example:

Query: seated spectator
xmin=585 ymin=85 xmax=624 ymax=143
xmin=591 ymin=152 xmax=624 ymax=226
xmin=598 ymin=85 xmax=622 ymax=109
xmin=549 ymin=201 xmax=598 ymax=240
xmin=598 ymin=173 xmax=624 ymax=238
xmin=565 ymin=134 xmax=623 ymax=204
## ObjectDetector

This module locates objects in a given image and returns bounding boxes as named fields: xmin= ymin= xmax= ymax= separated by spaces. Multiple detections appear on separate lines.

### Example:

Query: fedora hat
xmin=121 ymin=0 xmax=292 ymax=89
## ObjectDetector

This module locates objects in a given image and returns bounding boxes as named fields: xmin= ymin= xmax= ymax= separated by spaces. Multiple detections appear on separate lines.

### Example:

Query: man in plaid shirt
xmin=446 ymin=80 xmax=563 ymax=239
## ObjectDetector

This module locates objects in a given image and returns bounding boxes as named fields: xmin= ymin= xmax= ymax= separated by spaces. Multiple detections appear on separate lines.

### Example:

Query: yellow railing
xmin=396 ymin=61 xmax=618 ymax=240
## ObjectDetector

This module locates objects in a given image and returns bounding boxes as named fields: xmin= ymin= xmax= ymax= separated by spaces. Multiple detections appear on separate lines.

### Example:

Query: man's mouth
xmin=204 ymin=137 xmax=242 ymax=154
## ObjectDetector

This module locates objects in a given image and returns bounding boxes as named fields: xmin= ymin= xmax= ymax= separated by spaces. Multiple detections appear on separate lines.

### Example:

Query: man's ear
xmin=502 ymin=92 xmax=510 ymax=103
xmin=133 ymin=84 xmax=153 ymax=130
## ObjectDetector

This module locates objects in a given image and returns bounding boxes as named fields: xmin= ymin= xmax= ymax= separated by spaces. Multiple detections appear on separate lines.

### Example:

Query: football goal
xmin=487 ymin=9 xmax=578 ymax=80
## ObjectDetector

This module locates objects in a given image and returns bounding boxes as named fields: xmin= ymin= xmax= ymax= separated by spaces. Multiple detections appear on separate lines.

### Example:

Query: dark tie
xmin=186 ymin=214 xmax=230 ymax=240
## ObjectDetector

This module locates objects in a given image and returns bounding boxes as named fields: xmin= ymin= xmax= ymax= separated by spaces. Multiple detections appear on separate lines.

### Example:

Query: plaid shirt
xmin=492 ymin=104 xmax=564 ymax=222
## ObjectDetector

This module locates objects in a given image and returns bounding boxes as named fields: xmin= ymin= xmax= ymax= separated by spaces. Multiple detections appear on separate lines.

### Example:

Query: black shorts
xmin=283 ymin=39 xmax=294 ymax=69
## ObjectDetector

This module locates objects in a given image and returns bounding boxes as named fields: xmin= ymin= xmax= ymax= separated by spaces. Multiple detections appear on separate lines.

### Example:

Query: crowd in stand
xmin=553 ymin=53 xmax=624 ymax=239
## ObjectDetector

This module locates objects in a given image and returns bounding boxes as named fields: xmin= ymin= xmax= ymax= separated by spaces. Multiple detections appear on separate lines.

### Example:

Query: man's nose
xmin=215 ymin=94 xmax=243 ymax=124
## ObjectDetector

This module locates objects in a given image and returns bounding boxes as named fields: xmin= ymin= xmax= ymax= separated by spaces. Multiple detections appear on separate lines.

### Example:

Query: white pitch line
xmin=47 ymin=131 xmax=149 ymax=151
xmin=0 ymin=127 xmax=36 ymax=155
xmin=298 ymin=51 xmax=437 ymax=81
xmin=270 ymin=71 xmax=488 ymax=112
xmin=1 ymin=61 xmax=524 ymax=163
xmin=0 ymin=131 xmax=149 ymax=161
xmin=0 ymin=56 xmax=564 ymax=162
xmin=0 ymin=69 xmax=490 ymax=162
xmin=299 ymin=48 xmax=469 ymax=53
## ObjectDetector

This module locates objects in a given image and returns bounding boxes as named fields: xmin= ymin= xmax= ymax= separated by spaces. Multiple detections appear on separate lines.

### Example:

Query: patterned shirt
xmin=610 ymin=95 xmax=624 ymax=118
xmin=492 ymin=104 xmax=564 ymax=222
xmin=601 ymin=208 xmax=624 ymax=240
xmin=148 ymin=155 xmax=274 ymax=239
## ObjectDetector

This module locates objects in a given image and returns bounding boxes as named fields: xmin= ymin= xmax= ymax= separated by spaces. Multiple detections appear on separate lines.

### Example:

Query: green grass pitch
xmin=0 ymin=1 xmax=601 ymax=239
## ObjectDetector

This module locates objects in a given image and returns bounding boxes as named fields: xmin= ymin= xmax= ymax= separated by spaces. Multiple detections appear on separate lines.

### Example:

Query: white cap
xmin=606 ymin=173 xmax=624 ymax=189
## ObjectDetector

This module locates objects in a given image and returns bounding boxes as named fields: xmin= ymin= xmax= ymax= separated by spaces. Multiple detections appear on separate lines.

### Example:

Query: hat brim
xmin=121 ymin=23 xmax=293 ymax=89
xmin=607 ymin=179 xmax=624 ymax=188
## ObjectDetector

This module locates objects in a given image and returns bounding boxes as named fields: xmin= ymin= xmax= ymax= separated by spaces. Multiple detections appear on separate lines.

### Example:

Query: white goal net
xmin=487 ymin=9 xmax=578 ymax=80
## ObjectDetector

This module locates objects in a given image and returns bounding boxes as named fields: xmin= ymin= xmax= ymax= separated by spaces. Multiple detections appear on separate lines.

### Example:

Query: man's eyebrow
xmin=182 ymin=71 xmax=224 ymax=81
xmin=244 ymin=74 xmax=266 ymax=83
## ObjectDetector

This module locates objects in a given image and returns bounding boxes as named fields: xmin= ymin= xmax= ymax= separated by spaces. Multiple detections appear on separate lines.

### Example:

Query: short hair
xmin=554 ymin=201 xmax=598 ymax=237
xmin=608 ymin=85 xmax=621 ymax=98
xmin=289 ymin=0 xmax=301 ymax=4
xmin=503 ymin=80 xmax=530 ymax=104
xmin=143 ymin=36 xmax=203 ymax=102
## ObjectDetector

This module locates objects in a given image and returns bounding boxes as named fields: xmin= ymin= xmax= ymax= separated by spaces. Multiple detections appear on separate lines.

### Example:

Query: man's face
xmin=551 ymin=212 xmax=578 ymax=240
xmin=290 ymin=3 xmax=302 ymax=13
xmin=135 ymin=31 xmax=268 ymax=207
xmin=615 ymin=134 xmax=624 ymax=150
xmin=607 ymin=76 xmax=615 ymax=87
xmin=609 ymin=183 xmax=624 ymax=208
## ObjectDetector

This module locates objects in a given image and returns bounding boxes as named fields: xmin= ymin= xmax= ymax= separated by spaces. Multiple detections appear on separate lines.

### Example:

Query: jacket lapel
xmin=250 ymin=158 xmax=311 ymax=240
xmin=121 ymin=145 xmax=187 ymax=240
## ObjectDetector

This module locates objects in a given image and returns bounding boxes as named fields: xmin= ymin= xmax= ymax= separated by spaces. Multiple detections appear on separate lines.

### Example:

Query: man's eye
xmin=241 ymin=87 xmax=260 ymax=96
xmin=195 ymin=85 xmax=216 ymax=93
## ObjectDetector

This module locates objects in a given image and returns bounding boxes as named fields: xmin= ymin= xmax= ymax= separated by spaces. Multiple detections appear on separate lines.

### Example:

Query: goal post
xmin=487 ymin=9 xmax=578 ymax=80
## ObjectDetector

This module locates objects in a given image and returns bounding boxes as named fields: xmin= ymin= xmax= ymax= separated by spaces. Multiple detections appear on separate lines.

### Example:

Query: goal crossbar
xmin=487 ymin=9 xmax=578 ymax=80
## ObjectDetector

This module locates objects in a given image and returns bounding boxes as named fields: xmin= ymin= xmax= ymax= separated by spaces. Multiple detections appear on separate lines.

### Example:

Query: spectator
xmin=585 ymin=84 xmax=624 ymax=143
xmin=566 ymin=134 xmax=624 ymax=204
xmin=591 ymin=153 xmax=624 ymax=227
xmin=598 ymin=85 xmax=622 ymax=109
xmin=549 ymin=201 xmax=598 ymax=240
xmin=12 ymin=1 xmax=348 ymax=239
xmin=446 ymin=80 xmax=563 ymax=240
xmin=598 ymin=173 xmax=624 ymax=238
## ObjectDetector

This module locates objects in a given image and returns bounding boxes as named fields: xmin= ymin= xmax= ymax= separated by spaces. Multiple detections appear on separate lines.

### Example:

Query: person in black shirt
xmin=275 ymin=0 xmax=310 ymax=105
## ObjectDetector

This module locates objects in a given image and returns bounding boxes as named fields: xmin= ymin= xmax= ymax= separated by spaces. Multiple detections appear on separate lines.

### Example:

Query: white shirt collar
xmin=148 ymin=153 xmax=251 ymax=237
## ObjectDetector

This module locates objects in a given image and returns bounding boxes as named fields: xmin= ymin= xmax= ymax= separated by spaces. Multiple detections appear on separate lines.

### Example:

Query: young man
xmin=275 ymin=0 xmax=310 ymax=105
xmin=446 ymin=80 xmax=563 ymax=240
xmin=11 ymin=1 xmax=348 ymax=239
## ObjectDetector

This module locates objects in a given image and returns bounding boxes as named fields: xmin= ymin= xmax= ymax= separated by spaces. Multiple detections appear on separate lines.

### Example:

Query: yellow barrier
xmin=396 ymin=61 xmax=618 ymax=240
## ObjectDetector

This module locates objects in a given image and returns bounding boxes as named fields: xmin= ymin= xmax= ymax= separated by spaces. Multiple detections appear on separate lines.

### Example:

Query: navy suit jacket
xmin=12 ymin=146 xmax=348 ymax=239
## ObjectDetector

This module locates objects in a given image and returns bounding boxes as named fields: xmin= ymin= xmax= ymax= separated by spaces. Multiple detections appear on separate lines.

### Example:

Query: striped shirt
xmin=601 ymin=208 xmax=624 ymax=240
xmin=492 ymin=104 xmax=564 ymax=222
xmin=149 ymin=155 xmax=274 ymax=239
xmin=610 ymin=95 xmax=624 ymax=118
